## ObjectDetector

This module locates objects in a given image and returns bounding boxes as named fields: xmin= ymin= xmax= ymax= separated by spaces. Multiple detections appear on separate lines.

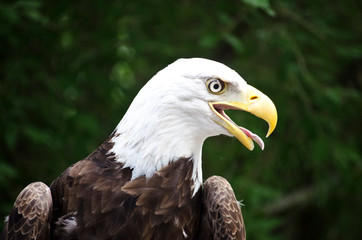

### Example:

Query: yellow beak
xmin=209 ymin=85 xmax=277 ymax=150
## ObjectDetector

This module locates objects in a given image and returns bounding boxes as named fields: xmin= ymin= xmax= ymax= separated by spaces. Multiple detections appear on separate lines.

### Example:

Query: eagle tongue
xmin=239 ymin=127 xmax=265 ymax=150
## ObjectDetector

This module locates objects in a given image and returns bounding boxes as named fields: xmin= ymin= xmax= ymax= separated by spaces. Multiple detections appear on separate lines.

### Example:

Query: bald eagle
xmin=1 ymin=58 xmax=277 ymax=240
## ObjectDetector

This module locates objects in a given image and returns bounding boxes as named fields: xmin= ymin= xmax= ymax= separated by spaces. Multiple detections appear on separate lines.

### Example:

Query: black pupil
xmin=213 ymin=83 xmax=220 ymax=90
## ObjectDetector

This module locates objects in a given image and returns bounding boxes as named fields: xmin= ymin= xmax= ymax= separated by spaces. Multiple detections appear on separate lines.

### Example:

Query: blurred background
xmin=0 ymin=0 xmax=361 ymax=239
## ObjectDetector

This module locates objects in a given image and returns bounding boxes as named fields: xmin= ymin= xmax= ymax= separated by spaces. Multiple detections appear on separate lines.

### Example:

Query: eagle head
xmin=111 ymin=58 xmax=277 ymax=185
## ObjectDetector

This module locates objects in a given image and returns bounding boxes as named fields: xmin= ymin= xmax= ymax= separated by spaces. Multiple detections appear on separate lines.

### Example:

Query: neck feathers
xmin=107 ymin=71 xmax=211 ymax=194
xmin=109 ymin=125 xmax=204 ymax=195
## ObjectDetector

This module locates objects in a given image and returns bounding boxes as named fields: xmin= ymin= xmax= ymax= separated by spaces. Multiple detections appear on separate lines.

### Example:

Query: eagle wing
xmin=2 ymin=182 xmax=52 ymax=240
xmin=199 ymin=176 xmax=246 ymax=240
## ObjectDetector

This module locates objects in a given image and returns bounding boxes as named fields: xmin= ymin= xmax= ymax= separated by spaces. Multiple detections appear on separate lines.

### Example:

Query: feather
xmin=198 ymin=176 xmax=246 ymax=240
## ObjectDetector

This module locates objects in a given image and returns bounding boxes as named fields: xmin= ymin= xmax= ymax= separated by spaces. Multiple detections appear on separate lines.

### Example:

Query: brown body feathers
xmin=1 ymin=137 xmax=245 ymax=240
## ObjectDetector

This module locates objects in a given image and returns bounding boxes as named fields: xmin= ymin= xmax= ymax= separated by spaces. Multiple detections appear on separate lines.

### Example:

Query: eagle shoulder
xmin=2 ymin=182 xmax=52 ymax=240
xmin=199 ymin=176 xmax=246 ymax=240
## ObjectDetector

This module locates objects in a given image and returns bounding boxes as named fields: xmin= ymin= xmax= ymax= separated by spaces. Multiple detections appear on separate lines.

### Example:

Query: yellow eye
xmin=207 ymin=79 xmax=225 ymax=94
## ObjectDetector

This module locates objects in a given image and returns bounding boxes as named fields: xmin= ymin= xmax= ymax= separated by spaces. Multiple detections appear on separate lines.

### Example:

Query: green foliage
xmin=1 ymin=0 xmax=361 ymax=239
xmin=242 ymin=0 xmax=276 ymax=16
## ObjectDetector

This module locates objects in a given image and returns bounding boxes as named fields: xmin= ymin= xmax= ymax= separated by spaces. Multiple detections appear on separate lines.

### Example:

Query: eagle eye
xmin=207 ymin=79 xmax=225 ymax=94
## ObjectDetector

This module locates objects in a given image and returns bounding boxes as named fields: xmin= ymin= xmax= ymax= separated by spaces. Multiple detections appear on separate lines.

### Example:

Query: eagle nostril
xmin=250 ymin=96 xmax=258 ymax=101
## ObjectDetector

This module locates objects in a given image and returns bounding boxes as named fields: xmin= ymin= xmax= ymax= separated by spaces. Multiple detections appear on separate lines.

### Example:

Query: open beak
xmin=209 ymin=85 xmax=277 ymax=150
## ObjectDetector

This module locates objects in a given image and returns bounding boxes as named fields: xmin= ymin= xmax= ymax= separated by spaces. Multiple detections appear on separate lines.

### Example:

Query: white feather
xmin=64 ymin=217 xmax=77 ymax=233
